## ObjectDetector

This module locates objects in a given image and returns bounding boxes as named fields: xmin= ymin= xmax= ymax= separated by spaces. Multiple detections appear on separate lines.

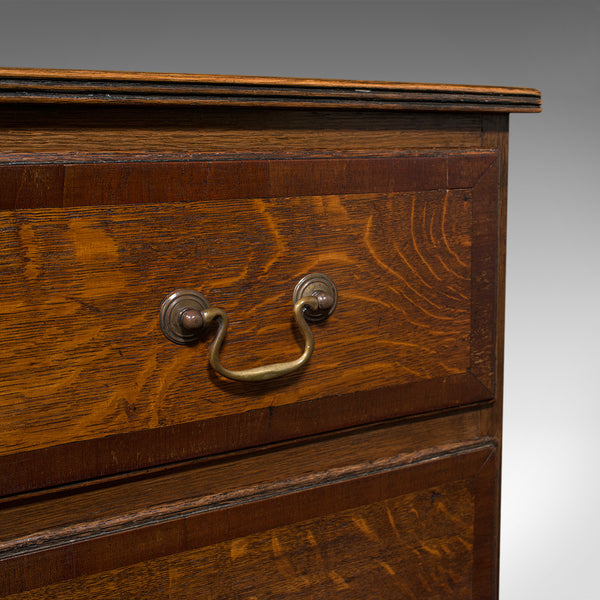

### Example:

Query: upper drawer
xmin=0 ymin=151 xmax=499 ymax=493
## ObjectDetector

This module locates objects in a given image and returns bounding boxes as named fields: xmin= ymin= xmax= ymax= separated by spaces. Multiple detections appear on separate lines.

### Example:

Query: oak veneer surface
xmin=0 ymin=69 xmax=540 ymax=599
xmin=0 ymin=428 xmax=497 ymax=597
xmin=0 ymin=411 xmax=482 ymax=548
xmin=7 ymin=483 xmax=475 ymax=599
xmin=0 ymin=153 xmax=497 ymax=484
xmin=0 ymin=106 xmax=484 ymax=154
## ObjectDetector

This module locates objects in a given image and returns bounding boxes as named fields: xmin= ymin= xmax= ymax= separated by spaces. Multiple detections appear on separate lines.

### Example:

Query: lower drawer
xmin=0 ymin=417 xmax=498 ymax=598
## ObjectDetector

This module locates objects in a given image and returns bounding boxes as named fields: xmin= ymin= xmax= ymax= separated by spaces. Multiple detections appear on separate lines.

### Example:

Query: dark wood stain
xmin=0 ymin=106 xmax=486 ymax=155
xmin=0 ymin=154 xmax=496 ymax=486
xmin=0 ymin=67 xmax=542 ymax=112
xmin=0 ymin=68 xmax=540 ymax=599
xmin=0 ymin=439 xmax=497 ymax=596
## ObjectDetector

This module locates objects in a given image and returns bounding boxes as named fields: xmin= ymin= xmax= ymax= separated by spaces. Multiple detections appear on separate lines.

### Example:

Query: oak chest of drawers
xmin=0 ymin=69 xmax=540 ymax=598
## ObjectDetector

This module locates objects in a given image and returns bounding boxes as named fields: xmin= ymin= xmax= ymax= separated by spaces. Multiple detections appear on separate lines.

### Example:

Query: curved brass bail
xmin=202 ymin=296 xmax=319 ymax=382
xmin=159 ymin=274 xmax=337 ymax=382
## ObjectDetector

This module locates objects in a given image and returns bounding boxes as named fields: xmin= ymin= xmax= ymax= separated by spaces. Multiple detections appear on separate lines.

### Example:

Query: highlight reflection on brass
xmin=159 ymin=273 xmax=337 ymax=382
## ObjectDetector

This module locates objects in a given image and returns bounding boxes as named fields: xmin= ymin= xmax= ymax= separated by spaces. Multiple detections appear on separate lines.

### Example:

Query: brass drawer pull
xmin=159 ymin=274 xmax=337 ymax=382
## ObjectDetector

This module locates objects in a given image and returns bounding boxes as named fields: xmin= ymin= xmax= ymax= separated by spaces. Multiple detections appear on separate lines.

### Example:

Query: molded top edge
xmin=0 ymin=67 xmax=542 ymax=113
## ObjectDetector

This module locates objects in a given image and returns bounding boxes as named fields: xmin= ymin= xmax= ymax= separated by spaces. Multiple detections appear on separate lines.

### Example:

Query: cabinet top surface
xmin=0 ymin=67 xmax=541 ymax=113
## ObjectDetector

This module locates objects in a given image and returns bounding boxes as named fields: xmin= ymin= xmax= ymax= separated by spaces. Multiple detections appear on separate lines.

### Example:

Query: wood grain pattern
xmin=0 ymin=151 xmax=474 ymax=209
xmin=0 ymin=153 xmax=494 ymax=463
xmin=9 ymin=484 xmax=473 ymax=599
xmin=0 ymin=67 xmax=542 ymax=112
xmin=0 ymin=106 xmax=484 ymax=154
xmin=0 ymin=69 xmax=538 ymax=600
xmin=0 ymin=165 xmax=64 ymax=210
xmin=477 ymin=114 xmax=510 ymax=600
xmin=0 ymin=152 xmax=453 ymax=210
xmin=0 ymin=376 xmax=492 ymax=497
xmin=0 ymin=190 xmax=470 ymax=452
xmin=0 ymin=410 xmax=482 ymax=547
xmin=470 ymin=160 xmax=499 ymax=393
xmin=0 ymin=439 xmax=497 ymax=596
xmin=479 ymin=115 xmax=509 ymax=440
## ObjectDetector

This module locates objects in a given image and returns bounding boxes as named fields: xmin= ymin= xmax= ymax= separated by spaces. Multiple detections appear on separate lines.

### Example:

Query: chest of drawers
xmin=0 ymin=69 xmax=540 ymax=598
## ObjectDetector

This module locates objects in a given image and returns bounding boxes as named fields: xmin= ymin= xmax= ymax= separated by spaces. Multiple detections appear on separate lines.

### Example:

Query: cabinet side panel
xmin=477 ymin=113 xmax=509 ymax=600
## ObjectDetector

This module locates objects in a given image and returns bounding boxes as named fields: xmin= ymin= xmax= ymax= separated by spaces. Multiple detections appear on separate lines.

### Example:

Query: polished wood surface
xmin=0 ymin=106 xmax=484 ymax=154
xmin=0 ymin=425 xmax=497 ymax=596
xmin=0 ymin=69 xmax=539 ymax=598
xmin=0 ymin=410 xmax=482 ymax=545
xmin=0 ymin=68 xmax=541 ymax=112
xmin=0 ymin=152 xmax=497 ymax=492
xmin=0 ymin=151 xmax=473 ymax=209
xmin=7 ymin=483 xmax=477 ymax=599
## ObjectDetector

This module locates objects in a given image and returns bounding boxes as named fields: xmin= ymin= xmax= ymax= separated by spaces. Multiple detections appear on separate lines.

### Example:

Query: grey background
xmin=1 ymin=1 xmax=598 ymax=598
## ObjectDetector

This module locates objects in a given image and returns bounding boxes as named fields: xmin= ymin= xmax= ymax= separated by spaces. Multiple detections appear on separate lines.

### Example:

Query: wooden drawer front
xmin=0 ymin=431 xmax=498 ymax=599
xmin=0 ymin=151 xmax=499 ymax=493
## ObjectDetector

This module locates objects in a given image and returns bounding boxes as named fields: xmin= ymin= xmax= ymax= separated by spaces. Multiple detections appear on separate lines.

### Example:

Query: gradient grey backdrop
xmin=1 ymin=1 xmax=597 ymax=598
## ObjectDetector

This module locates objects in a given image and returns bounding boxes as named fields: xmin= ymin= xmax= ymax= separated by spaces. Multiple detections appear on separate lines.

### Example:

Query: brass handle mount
xmin=159 ymin=273 xmax=337 ymax=382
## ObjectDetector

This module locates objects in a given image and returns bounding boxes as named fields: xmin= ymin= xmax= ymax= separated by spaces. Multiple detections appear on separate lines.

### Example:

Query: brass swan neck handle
xmin=159 ymin=274 xmax=337 ymax=382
